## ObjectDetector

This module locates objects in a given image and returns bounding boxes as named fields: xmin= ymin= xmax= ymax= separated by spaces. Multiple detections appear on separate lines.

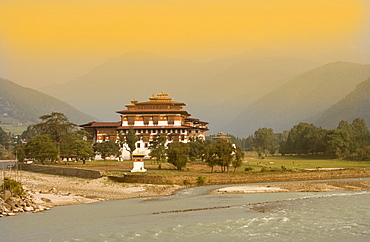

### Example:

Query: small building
xmin=81 ymin=92 xmax=209 ymax=159
xmin=131 ymin=153 xmax=147 ymax=172
xmin=212 ymin=132 xmax=231 ymax=141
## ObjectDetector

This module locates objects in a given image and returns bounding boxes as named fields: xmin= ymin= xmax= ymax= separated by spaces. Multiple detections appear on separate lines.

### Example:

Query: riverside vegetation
xmin=0 ymin=177 xmax=49 ymax=217
xmin=1 ymin=112 xmax=370 ymax=217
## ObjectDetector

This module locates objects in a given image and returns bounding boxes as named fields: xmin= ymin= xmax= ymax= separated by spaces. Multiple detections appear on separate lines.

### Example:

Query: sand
xmin=211 ymin=180 xmax=370 ymax=194
xmin=4 ymin=171 xmax=184 ymax=207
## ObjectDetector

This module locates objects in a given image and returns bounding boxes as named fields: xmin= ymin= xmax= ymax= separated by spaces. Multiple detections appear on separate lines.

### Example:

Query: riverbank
xmin=211 ymin=179 xmax=370 ymax=194
xmin=5 ymin=171 xmax=185 ymax=208
xmin=3 ymin=169 xmax=370 ymax=210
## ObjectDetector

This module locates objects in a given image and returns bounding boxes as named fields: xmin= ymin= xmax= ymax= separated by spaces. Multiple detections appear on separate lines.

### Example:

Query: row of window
xmin=120 ymin=129 xmax=188 ymax=134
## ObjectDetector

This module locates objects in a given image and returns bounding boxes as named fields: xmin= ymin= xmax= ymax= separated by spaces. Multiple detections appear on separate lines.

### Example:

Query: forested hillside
xmin=0 ymin=78 xmax=95 ymax=125
xmin=315 ymin=77 xmax=370 ymax=128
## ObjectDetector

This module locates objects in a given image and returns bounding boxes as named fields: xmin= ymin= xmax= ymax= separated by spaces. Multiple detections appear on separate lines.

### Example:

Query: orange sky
xmin=0 ymin=0 xmax=368 ymax=87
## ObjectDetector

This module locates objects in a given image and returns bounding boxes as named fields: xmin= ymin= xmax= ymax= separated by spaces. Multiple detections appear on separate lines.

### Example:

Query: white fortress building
xmin=81 ymin=92 xmax=208 ymax=159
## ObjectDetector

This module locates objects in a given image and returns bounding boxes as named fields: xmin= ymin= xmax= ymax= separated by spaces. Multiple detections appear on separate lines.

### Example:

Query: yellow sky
xmin=0 ymin=0 xmax=368 ymax=87
xmin=0 ymin=0 xmax=366 ymax=55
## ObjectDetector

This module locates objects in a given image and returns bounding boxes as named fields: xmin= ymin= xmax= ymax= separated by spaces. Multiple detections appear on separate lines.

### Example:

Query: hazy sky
xmin=0 ymin=0 xmax=369 ymax=88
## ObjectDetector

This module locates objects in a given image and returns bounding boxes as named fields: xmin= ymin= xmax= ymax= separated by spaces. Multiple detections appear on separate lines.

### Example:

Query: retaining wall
xmin=108 ymin=169 xmax=370 ymax=186
xmin=19 ymin=164 xmax=102 ymax=179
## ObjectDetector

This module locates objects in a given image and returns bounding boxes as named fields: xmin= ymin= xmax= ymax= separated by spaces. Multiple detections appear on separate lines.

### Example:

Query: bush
xmin=244 ymin=167 xmax=254 ymax=172
xmin=1 ymin=178 xmax=24 ymax=196
xmin=197 ymin=176 xmax=207 ymax=185
xmin=260 ymin=167 xmax=270 ymax=172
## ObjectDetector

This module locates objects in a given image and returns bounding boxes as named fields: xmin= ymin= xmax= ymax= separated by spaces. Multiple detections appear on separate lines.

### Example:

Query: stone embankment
xmin=0 ymin=191 xmax=51 ymax=217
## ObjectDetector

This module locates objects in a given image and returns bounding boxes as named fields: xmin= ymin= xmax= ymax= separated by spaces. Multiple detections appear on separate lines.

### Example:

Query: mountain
xmin=315 ymin=77 xmax=370 ymax=128
xmin=0 ymin=78 xmax=95 ymax=126
xmin=225 ymin=62 xmax=370 ymax=136
xmin=40 ymin=51 xmax=320 ymax=131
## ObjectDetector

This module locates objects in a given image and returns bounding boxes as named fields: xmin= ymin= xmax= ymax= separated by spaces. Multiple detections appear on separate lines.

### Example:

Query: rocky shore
xmin=0 ymin=192 xmax=51 ymax=217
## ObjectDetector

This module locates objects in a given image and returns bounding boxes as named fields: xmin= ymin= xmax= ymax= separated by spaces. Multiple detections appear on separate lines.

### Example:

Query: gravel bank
xmin=211 ymin=180 xmax=370 ymax=194
xmin=5 ymin=171 xmax=184 ymax=207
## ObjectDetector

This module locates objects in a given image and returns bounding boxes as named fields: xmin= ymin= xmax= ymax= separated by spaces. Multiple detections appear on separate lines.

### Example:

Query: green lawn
xmin=244 ymin=155 xmax=370 ymax=170
xmin=48 ymin=153 xmax=370 ymax=176
xmin=0 ymin=125 xmax=28 ymax=135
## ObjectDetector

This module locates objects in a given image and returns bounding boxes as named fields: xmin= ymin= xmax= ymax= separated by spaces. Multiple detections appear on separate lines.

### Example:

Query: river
xmin=1 ymin=181 xmax=369 ymax=241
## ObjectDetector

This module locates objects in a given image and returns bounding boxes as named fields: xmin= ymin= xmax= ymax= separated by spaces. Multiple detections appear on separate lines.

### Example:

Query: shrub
xmin=244 ymin=167 xmax=254 ymax=172
xmin=260 ymin=167 xmax=270 ymax=172
xmin=197 ymin=176 xmax=207 ymax=185
xmin=1 ymin=178 xmax=24 ymax=196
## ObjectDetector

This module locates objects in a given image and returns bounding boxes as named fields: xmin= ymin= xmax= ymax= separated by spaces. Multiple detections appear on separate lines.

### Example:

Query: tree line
xmin=250 ymin=118 xmax=370 ymax=160
xmin=149 ymin=137 xmax=244 ymax=172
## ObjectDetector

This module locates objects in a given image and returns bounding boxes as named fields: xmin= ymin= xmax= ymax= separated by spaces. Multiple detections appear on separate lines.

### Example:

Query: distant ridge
xmin=315 ymin=77 xmax=370 ymax=128
xmin=40 ymin=51 xmax=321 ymax=133
xmin=0 ymin=78 xmax=96 ymax=125
xmin=225 ymin=61 xmax=370 ymax=136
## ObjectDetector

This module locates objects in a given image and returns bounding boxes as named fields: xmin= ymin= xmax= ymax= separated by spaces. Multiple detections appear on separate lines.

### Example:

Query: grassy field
xmin=244 ymin=155 xmax=370 ymax=170
xmin=0 ymin=125 xmax=27 ymax=135
xmin=55 ymin=152 xmax=370 ymax=177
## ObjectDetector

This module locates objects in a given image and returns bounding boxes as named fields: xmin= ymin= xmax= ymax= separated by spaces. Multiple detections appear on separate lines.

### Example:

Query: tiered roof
xmin=116 ymin=92 xmax=189 ymax=115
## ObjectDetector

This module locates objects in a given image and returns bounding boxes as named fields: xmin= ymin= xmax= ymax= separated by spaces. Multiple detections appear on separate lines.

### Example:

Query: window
xmin=128 ymin=116 xmax=135 ymax=125
xmin=144 ymin=116 xmax=150 ymax=125
xmin=153 ymin=116 xmax=158 ymax=125
xmin=168 ymin=116 xmax=175 ymax=125
xmin=137 ymin=143 xmax=141 ymax=148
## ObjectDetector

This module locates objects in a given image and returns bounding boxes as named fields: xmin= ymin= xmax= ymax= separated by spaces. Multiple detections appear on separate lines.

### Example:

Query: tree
xmin=204 ymin=142 xmax=218 ymax=172
xmin=325 ymin=129 xmax=350 ymax=159
xmin=121 ymin=128 xmax=138 ymax=160
xmin=214 ymin=139 xmax=234 ymax=172
xmin=338 ymin=118 xmax=370 ymax=153
xmin=22 ymin=112 xmax=77 ymax=159
xmin=0 ymin=126 xmax=9 ymax=146
xmin=167 ymin=142 xmax=189 ymax=170
xmin=14 ymin=144 xmax=26 ymax=163
xmin=72 ymin=139 xmax=95 ymax=164
xmin=93 ymin=141 xmax=120 ymax=160
xmin=188 ymin=137 xmax=205 ymax=161
xmin=148 ymin=136 xmax=167 ymax=167
xmin=280 ymin=123 xmax=325 ymax=155
xmin=25 ymin=135 xmax=58 ymax=164
xmin=252 ymin=128 xmax=276 ymax=157
xmin=232 ymin=145 xmax=244 ymax=173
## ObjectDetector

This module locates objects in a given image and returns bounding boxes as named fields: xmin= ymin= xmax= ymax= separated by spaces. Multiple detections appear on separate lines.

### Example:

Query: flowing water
xmin=1 ymin=180 xmax=370 ymax=241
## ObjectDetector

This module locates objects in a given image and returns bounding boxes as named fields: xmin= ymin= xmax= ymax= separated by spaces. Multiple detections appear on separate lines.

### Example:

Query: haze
xmin=0 ymin=0 xmax=369 ymax=89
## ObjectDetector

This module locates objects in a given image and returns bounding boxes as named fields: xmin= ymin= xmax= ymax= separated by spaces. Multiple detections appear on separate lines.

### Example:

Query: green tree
xmin=14 ymin=144 xmax=26 ymax=163
xmin=93 ymin=141 xmax=121 ymax=160
xmin=204 ymin=142 xmax=218 ymax=172
xmin=25 ymin=135 xmax=58 ymax=164
xmin=338 ymin=118 xmax=370 ymax=153
xmin=167 ymin=142 xmax=189 ymax=170
xmin=325 ymin=129 xmax=350 ymax=159
xmin=73 ymin=139 xmax=95 ymax=164
xmin=122 ymin=128 xmax=138 ymax=160
xmin=214 ymin=139 xmax=234 ymax=172
xmin=21 ymin=112 xmax=77 ymax=159
xmin=188 ymin=137 xmax=205 ymax=161
xmin=252 ymin=128 xmax=276 ymax=156
xmin=148 ymin=136 xmax=167 ymax=167
xmin=0 ymin=126 xmax=9 ymax=146
xmin=280 ymin=123 xmax=325 ymax=155
xmin=232 ymin=145 xmax=244 ymax=173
